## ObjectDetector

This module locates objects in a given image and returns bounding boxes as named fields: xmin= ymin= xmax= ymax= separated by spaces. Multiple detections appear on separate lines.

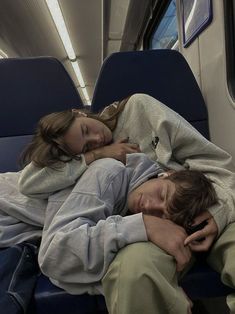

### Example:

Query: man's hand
xmin=143 ymin=214 xmax=191 ymax=271
xmin=184 ymin=211 xmax=218 ymax=252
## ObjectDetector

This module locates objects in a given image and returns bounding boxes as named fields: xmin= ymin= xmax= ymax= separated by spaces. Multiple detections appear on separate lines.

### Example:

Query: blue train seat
xmin=91 ymin=49 xmax=235 ymax=300
xmin=0 ymin=57 xmax=108 ymax=314
xmin=92 ymin=49 xmax=209 ymax=139
xmin=0 ymin=57 xmax=84 ymax=172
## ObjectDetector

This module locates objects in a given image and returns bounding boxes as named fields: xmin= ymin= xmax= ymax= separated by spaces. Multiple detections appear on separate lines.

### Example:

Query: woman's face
xmin=63 ymin=116 xmax=113 ymax=154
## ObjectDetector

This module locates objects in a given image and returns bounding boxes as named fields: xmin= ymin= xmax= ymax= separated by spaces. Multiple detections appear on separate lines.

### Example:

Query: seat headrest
xmin=92 ymin=50 xmax=207 ymax=123
xmin=0 ymin=57 xmax=84 ymax=136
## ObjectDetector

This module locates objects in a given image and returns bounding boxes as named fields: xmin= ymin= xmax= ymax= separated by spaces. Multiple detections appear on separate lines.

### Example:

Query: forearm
xmin=19 ymin=157 xmax=88 ymax=199
xmin=39 ymin=214 xmax=147 ymax=285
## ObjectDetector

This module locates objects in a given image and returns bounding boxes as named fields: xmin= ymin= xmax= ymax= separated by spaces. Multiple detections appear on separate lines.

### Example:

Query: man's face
xmin=127 ymin=177 xmax=176 ymax=218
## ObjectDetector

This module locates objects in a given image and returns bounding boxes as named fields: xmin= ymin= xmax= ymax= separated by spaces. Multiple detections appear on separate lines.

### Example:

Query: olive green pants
xmin=207 ymin=222 xmax=235 ymax=313
xmin=102 ymin=222 xmax=235 ymax=314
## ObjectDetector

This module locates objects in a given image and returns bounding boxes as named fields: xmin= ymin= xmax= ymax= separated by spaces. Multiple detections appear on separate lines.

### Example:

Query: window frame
xmin=224 ymin=0 xmax=235 ymax=101
xmin=143 ymin=0 xmax=178 ymax=50
xmin=181 ymin=0 xmax=213 ymax=48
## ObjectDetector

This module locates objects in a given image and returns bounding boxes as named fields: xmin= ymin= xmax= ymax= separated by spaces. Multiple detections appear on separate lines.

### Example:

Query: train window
xmin=144 ymin=0 xmax=178 ymax=50
xmin=224 ymin=0 xmax=235 ymax=100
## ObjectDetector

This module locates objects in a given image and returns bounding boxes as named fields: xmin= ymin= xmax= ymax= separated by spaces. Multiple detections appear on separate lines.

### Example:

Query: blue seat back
xmin=0 ymin=57 xmax=84 ymax=172
xmin=92 ymin=49 xmax=209 ymax=139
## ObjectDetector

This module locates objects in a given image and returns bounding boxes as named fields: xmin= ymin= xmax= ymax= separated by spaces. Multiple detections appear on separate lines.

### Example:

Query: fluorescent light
xmin=71 ymin=61 xmax=85 ymax=88
xmin=81 ymin=87 xmax=91 ymax=105
xmin=0 ymin=49 xmax=8 ymax=58
xmin=45 ymin=0 xmax=91 ymax=105
xmin=46 ymin=0 xmax=76 ymax=59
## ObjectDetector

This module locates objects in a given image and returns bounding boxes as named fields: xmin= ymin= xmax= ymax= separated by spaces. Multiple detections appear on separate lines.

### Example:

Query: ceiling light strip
xmin=0 ymin=49 xmax=8 ymax=58
xmin=45 ymin=0 xmax=75 ymax=59
xmin=81 ymin=87 xmax=91 ymax=105
xmin=45 ymin=0 xmax=90 ymax=105
xmin=71 ymin=61 xmax=85 ymax=88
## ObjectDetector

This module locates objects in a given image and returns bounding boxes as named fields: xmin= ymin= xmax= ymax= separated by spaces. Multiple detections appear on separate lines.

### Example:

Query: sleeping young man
xmin=38 ymin=153 xmax=217 ymax=314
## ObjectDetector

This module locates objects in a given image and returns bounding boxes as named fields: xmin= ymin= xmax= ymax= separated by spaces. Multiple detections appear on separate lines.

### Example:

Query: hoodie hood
xmin=126 ymin=153 xmax=164 ymax=194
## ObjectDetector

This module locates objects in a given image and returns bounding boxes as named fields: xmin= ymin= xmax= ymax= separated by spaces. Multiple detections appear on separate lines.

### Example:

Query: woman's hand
xmin=90 ymin=138 xmax=141 ymax=164
xmin=184 ymin=211 xmax=218 ymax=252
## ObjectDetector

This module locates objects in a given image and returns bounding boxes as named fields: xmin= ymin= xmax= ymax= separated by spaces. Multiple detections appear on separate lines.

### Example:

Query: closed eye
xmin=82 ymin=124 xmax=89 ymax=135
xmin=160 ymin=188 xmax=165 ymax=201
xmin=81 ymin=125 xmax=89 ymax=153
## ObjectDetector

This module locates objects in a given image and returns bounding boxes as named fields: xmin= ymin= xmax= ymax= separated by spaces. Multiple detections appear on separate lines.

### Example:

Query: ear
xmin=158 ymin=172 xmax=169 ymax=178
xmin=72 ymin=109 xmax=87 ymax=117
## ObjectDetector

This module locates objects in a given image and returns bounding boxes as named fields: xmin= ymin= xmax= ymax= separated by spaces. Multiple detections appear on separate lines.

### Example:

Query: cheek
xmin=105 ymin=128 xmax=112 ymax=142
xmin=127 ymin=192 xmax=135 ymax=211
xmin=67 ymin=142 xmax=82 ymax=154
xmin=92 ymin=121 xmax=103 ymax=132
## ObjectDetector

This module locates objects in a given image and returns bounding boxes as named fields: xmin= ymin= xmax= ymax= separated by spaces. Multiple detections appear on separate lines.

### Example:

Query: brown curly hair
xmin=166 ymin=170 xmax=218 ymax=229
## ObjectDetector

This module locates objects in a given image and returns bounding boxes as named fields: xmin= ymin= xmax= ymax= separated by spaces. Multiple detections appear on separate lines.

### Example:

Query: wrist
xmin=92 ymin=148 xmax=103 ymax=160
xmin=84 ymin=151 xmax=97 ymax=165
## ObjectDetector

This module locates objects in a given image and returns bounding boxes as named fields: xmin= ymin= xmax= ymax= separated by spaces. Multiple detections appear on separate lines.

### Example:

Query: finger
xmin=115 ymin=138 xmax=129 ymax=144
xmin=123 ymin=144 xmax=141 ymax=153
xmin=189 ymin=235 xmax=214 ymax=252
xmin=128 ymin=146 xmax=141 ymax=153
xmin=125 ymin=143 xmax=140 ymax=149
xmin=191 ymin=211 xmax=212 ymax=225
xmin=184 ymin=229 xmax=206 ymax=245
xmin=189 ymin=241 xmax=209 ymax=252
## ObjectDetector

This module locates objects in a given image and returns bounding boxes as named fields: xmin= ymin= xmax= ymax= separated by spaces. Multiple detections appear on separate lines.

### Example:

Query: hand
xmin=93 ymin=138 xmax=141 ymax=164
xmin=143 ymin=214 xmax=191 ymax=271
xmin=184 ymin=211 xmax=218 ymax=252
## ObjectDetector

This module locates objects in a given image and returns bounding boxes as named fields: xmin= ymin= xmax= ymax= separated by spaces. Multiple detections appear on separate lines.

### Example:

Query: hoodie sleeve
xmin=128 ymin=94 xmax=235 ymax=236
xmin=18 ymin=155 xmax=88 ymax=199
xmin=172 ymin=117 xmax=235 ymax=235
xmin=38 ymin=158 xmax=147 ymax=290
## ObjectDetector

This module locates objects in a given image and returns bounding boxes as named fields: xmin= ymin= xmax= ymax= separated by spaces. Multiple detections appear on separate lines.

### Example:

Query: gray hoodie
xmin=38 ymin=153 xmax=163 ymax=295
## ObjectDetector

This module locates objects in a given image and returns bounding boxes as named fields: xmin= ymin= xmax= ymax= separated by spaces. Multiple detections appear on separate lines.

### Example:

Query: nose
xmin=141 ymin=198 xmax=165 ymax=216
xmin=88 ymin=133 xmax=103 ymax=148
